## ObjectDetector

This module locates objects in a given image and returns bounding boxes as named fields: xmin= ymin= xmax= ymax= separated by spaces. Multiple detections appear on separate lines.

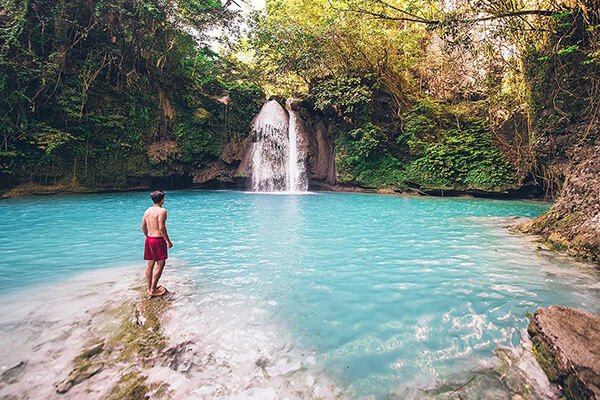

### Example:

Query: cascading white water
xmin=251 ymin=99 xmax=307 ymax=192
xmin=285 ymin=99 xmax=308 ymax=193
xmin=251 ymin=101 xmax=289 ymax=192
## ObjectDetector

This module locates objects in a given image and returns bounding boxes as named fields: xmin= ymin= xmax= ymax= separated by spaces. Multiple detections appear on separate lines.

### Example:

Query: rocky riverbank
xmin=0 ymin=267 xmax=177 ymax=399
xmin=2 ymin=177 xmax=547 ymax=200
xmin=518 ymin=145 xmax=600 ymax=264
xmin=0 ymin=181 xmax=154 ymax=199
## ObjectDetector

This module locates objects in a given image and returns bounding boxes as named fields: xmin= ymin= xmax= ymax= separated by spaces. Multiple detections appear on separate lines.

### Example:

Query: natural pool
xmin=1 ymin=190 xmax=600 ymax=398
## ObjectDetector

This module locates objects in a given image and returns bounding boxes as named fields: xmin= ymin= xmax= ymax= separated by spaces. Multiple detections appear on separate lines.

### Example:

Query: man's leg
xmin=150 ymin=260 xmax=165 ymax=295
xmin=146 ymin=260 xmax=155 ymax=294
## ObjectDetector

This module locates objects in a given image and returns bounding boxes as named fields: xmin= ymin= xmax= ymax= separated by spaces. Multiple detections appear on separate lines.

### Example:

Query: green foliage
xmin=335 ymin=99 xmax=516 ymax=191
xmin=311 ymin=76 xmax=373 ymax=119
xmin=3 ymin=0 xmax=596 ymax=196
xmin=335 ymin=122 xmax=404 ymax=186
xmin=400 ymin=101 xmax=516 ymax=190
xmin=0 ymin=0 xmax=263 ymax=188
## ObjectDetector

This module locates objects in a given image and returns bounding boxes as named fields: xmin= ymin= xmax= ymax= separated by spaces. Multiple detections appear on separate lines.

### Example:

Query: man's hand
xmin=167 ymin=240 xmax=173 ymax=249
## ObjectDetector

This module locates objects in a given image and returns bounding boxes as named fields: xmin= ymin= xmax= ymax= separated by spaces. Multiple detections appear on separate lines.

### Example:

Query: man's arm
xmin=141 ymin=214 xmax=148 ymax=237
xmin=158 ymin=209 xmax=173 ymax=248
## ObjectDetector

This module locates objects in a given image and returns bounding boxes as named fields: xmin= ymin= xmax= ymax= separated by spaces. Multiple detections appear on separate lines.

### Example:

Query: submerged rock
xmin=528 ymin=305 xmax=600 ymax=399
xmin=160 ymin=340 xmax=197 ymax=373
xmin=55 ymin=343 xmax=105 ymax=393
xmin=391 ymin=333 xmax=563 ymax=400
xmin=1 ymin=361 xmax=27 ymax=384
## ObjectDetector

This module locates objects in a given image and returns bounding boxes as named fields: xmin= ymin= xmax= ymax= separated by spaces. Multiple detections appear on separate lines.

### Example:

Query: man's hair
xmin=151 ymin=190 xmax=165 ymax=204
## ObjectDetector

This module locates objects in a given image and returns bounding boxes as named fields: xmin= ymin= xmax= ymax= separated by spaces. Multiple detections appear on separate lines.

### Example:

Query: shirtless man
xmin=141 ymin=190 xmax=173 ymax=297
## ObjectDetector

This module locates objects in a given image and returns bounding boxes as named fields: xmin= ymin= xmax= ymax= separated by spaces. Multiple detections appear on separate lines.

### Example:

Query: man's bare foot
xmin=148 ymin=286 xmax=167 ymax=297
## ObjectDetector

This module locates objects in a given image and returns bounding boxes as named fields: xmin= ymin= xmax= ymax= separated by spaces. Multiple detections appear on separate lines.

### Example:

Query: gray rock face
xmin=191 ymin=161 xmax=236 ymax=185
xmin=528 ymin=305 xmax=600 ymax=399
xmin=293 ymin=101 xmax=336 ymax=185
xmin=522 ymin=144 xmax=600 ymax=261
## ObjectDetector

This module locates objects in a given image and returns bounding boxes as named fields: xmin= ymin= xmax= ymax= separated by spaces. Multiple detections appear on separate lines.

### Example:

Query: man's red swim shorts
xmin=144 ymin=236 xmax=168 ymax=261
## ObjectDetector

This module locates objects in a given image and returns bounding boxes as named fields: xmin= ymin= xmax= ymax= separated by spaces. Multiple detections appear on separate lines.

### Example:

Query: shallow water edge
xmin=0 ymin=256 xmax=571 ymax=400
xmin=0 ymin=263 xmax=342 ymax=399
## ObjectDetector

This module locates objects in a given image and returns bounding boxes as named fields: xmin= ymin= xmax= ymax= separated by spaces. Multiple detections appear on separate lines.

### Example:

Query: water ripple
xmin=1 ymin=191 xmax=599 ymax=398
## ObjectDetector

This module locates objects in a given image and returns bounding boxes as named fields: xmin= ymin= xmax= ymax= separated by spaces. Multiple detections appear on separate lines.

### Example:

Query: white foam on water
xmin=0 ymin=265 xmax=142 ymax=399
xmin=0 ymin=261 xmax=341 ymax=399
xmin=147 ymin=265 xmax=341 ymax=399
xmin=239 ymin=190 xmax=315 ymax=195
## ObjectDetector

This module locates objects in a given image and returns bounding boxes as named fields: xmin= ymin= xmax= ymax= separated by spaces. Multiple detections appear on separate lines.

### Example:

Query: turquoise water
xmin=2 ymin=190 xmax=600 ymax=397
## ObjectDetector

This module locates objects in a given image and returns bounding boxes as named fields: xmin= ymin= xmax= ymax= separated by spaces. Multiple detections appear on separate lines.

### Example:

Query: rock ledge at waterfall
xmin=527 ymin=305 xmax=600 ymax=399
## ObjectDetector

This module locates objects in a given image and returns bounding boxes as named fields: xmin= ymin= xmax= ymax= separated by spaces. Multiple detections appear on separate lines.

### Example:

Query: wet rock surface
xmin=528 ymin=305 xmax=600 ymax=399
xmin=0 ymin=268 xmax=177 ymax=399
xmin=522 ymin=145 xmax=600 ymax=262
xmin=1 ymin=361 xmax=27 ymax=385
xmin=51 ymin=293 xmax=172 ymax=397
xmin=237 ymin=98 xmax=336 ymax=188
xmin=292 ymin=100 xmax=336 ymax=185
xmin=392 ymin=337 xmax=564 ymax=400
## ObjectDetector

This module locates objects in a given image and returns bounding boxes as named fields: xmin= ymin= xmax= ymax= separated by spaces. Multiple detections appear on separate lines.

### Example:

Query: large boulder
xmin=528 ymin=305 xmax=600 ymax=399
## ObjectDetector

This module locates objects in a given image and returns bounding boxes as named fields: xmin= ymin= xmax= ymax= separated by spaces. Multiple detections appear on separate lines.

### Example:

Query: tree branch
xmin=472 ymin=10 xmax=558 ymax=23
xmin=331 ymin=2 xmax=559 ymax=26
xmin=372 ymin=0 xmax=433 ymax=24
xmin=330 ymin=5 xmax=439 ymax=25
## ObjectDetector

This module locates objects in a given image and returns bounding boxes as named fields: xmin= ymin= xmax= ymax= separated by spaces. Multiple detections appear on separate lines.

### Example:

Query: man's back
xmin=143 ymin=206 xmax=166 ymax=237
xmin=142 ymin=190 xmax=172 ymax=297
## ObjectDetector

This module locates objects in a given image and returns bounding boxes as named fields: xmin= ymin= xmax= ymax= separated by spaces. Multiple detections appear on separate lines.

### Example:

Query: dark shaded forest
xmin=1 ymin=0 xmax=264 ymax=190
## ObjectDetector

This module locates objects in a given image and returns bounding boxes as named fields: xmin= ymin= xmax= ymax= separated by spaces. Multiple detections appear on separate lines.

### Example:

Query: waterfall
xmin=251 ymin=100 xmax=289 ymax=192
xmin=286 ymin=99 xmax=308 ymax=193
xmin=251 ymin=99 xmax=307 ymax=193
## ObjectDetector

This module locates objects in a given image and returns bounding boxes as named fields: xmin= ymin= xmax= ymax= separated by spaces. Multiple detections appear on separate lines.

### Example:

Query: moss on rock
xmin=107 ymin=371 xmax=150 ymax=400
xmin=528 ymin=306 xmax=600 ymax=399
xmin=55 ymin=286 xmax=172 ymax=397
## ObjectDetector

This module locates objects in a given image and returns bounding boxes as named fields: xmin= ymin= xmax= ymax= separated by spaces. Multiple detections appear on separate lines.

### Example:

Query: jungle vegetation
xmin=0 ymin=0 xmax=264 ymax=189
xmin=251 ymin=0 xmax=599 ymax=192
xmin=1 ymin=0 xmax=598 ymax=193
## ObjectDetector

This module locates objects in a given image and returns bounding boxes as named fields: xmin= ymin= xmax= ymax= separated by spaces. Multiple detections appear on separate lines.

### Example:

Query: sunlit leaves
xmin=557 ymin=44 xmax=579 ymax=54
xmin=312 ymin=76 xmax=372 ymax=118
